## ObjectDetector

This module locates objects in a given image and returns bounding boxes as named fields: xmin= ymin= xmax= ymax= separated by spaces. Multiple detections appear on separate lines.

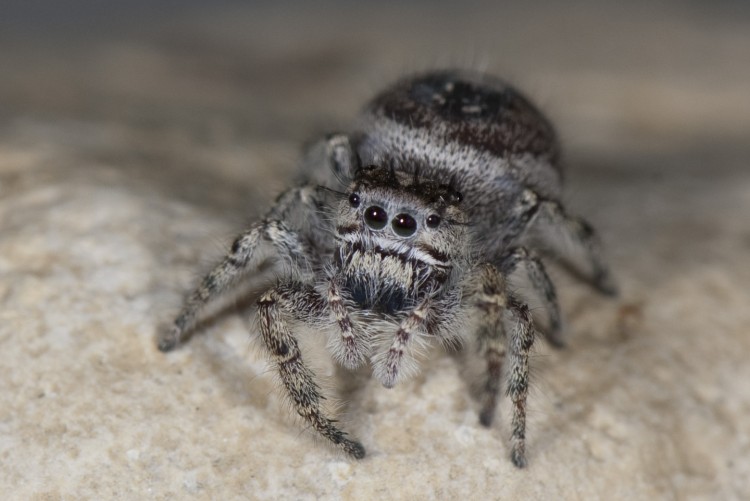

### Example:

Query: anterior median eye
xmin=364 ymin=206 xmax=388 ymax=229
xmin=392 ymin=213 xmax=417 ymax=237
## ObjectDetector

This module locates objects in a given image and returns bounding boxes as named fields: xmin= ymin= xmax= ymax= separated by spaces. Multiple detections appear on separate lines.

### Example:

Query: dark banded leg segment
xmin=472 ymin=264 xmax=535 ymax=468
xmin=506 ymin=296 xmax=534 ymax=468
xmin=257 ymin=284 xmax=365 ymax=459
xmin=473 ymin=264 xmax=508 ymax=428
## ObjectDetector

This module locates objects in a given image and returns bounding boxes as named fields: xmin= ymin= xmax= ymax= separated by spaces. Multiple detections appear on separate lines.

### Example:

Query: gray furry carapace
xmin=159 ymin=69 xmax=616 ymax=468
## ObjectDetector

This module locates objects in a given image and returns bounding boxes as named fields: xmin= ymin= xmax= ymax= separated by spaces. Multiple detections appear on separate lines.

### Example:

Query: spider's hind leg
xmin=499 ymin=246 xmax=564 ymax=348
xmin=160 ymin=132 xmax=358 ymax=352
xmin=158 ymin=185 xmax=324 ymax=352
xmin=533 ymin=200 xmax=618 ymax=296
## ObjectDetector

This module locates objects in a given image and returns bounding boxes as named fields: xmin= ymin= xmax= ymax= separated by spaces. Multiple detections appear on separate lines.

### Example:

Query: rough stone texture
xmin=1 ymin=2 xmax=749 ymax=499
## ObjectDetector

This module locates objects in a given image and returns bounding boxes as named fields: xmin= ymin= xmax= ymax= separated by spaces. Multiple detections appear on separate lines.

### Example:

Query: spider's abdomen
xmin=365 ymin=70 xmax=559 ymax=164
xmin=355 ymin=70 xmax=564 ymax=223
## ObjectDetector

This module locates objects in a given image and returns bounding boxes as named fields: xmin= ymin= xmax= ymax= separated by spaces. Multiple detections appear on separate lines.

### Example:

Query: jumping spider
xmin=158 ymin=69 xmax=616 ymax=468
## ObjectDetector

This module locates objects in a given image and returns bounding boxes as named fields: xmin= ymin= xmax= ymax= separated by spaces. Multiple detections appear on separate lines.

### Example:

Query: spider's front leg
xmin=257 ymin=282 xmax=365 ymax=458
xmin=158 ymin=186 xmax=321 ymax=352
xmin=473 ymin=264 xmax=508 ymax=428
xmin=373 ymin=297 xmax=436 ymax=388
xmin=327 ymin=278 xmax=371 ymax=369
xmin=472 ymin=263 xmax=535 ymax=468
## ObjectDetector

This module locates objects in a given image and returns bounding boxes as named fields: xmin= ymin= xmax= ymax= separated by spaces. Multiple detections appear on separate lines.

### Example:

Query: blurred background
xmin=1 ymin=1 xmax=749 ymax=499
xmin=2 ymin=0 xmax=748 ymax=217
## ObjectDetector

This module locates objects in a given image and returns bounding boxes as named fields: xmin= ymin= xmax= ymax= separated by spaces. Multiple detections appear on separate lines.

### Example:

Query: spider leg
xmin=471 ymin=264 xmax=534 ymax=468
xmin=326 ymin=278 xmax=372 ymax=369
xmin=373 ymin=298 xmax=435 ymax=388
xmin=505 ymin=294 xmax=534 ymax=469
xmin=499 ymin=246 xmax=563 ymax=347
xmin=494 ymin=188 xmax=616 ymax=296
xmin=159 ymin=186 xmax=323 ymax=352
xmin=472 ymin=264 xmax=508 ymax=427
xmin=257 ymin=282 xmax=365 ymax=459
xmin=534 ymin=199 xmax=618 ymax=296
xmin=300 ymin=133 xmax=358 ymax=185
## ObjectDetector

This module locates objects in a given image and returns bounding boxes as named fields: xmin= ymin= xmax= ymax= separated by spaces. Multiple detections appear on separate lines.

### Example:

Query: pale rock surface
xmin=1 ymin=2 xmax=749 ymax=499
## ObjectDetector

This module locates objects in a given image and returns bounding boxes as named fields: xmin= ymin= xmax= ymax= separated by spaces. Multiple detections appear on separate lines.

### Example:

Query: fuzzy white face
xmin=333 ymin=165 xmax=470 ymax=271
xmin=329 ymin=164 xmax=470 ymax=323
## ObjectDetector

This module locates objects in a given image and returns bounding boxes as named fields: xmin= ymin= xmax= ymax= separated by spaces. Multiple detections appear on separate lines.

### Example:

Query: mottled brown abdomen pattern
xmin=366 ymin=70 xmax=560 ymax=166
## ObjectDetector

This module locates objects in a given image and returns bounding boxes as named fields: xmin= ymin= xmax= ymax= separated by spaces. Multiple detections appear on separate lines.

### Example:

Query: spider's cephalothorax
xmin=330 ymin=163 xmax=469 ymax=384
xmin=159 ymin=69 xmax=617 ymax=468
xmin=335 ymin=164 xmax=466 ymax=316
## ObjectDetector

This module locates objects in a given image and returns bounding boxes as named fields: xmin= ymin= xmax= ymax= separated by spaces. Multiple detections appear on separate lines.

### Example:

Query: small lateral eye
xmin=426 ymin=214 xmax=441 ymax=228
xmin=348 ymin=193 xmax=361 ymax=208
xmin=392 ymin=213 xmax=417 ymax=237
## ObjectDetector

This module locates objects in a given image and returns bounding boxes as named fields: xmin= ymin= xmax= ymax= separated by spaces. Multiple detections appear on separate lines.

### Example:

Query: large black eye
xmin=348 ymin=193 xmax=360 ymax=208
xmin=364 ymin=206 xmax=388 ymax=229
xmin=426 ymin=214 xmax=441 ymax=228
xmin=392 ymin=213 xmax=417 ymax=237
